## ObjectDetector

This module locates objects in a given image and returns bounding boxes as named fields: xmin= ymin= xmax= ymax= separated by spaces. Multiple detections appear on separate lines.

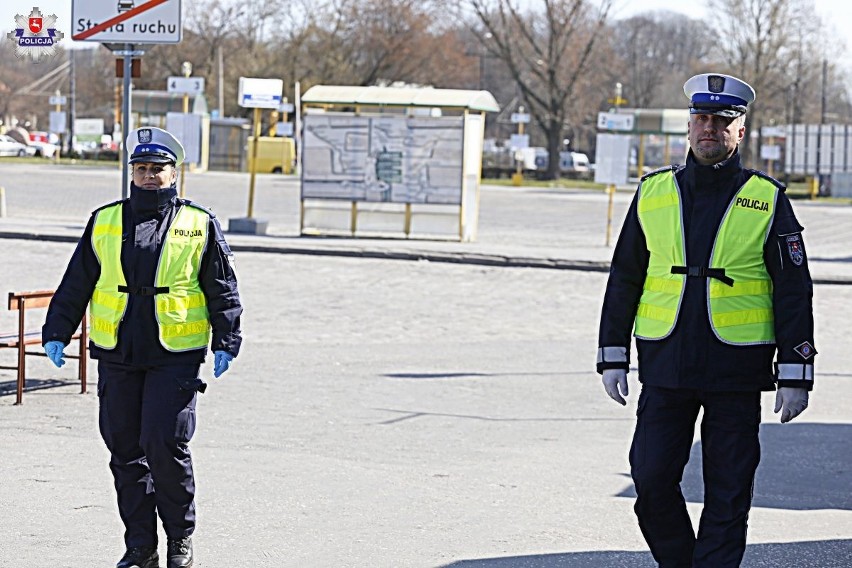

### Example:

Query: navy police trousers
xmin=630 ymin=386 xmax=761 ymax=568
xmin=97 ymin=360 xmax=204 ymax=548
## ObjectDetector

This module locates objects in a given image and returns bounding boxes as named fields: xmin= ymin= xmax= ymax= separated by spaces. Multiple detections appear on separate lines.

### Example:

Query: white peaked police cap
xmin=126 ymin=127 xmax=186 ymax=166
xmin=683 ymin=73 xmax=756 ymax=118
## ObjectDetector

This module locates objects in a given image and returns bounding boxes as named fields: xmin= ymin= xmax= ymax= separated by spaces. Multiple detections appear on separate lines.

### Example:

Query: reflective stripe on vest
xmin=89 ymin=203 xmax=211 ymax=351
xmin=634 ymin=171 xmax=777 ymax=345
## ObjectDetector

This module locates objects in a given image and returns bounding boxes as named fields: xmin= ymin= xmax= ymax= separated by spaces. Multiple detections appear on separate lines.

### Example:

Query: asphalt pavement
xmin=0 ymin=163 xmax=851 ymax=567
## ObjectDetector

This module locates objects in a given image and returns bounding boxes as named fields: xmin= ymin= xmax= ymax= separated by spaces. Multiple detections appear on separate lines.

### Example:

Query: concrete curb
xmin=1 ymin=230 xmax=850 ymax=284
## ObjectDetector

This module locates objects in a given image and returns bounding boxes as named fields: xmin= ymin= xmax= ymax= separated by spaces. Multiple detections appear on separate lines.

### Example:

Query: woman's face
xmin=132 ymin=162 xmax=177 ymax=189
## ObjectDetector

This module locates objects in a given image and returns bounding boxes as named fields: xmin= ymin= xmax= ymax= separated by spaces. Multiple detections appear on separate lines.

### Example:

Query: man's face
xmin=687 ymin=113 xmax=745 ymax=165
xmin=132 ymin=162 xmax=176 ymax=189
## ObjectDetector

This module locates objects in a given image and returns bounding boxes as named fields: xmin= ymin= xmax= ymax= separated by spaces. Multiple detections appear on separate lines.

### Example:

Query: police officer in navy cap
xmin=596 ymin=74 xmax=815 ymax=566
xmin=43 ymin=126 xmax=243 ymax=568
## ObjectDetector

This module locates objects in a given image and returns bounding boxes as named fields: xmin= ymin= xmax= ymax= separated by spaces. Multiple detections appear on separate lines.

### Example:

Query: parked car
xmin=0 ymin=134 xmax=33 ymax=157
xmin=27 ymin=131 xmax=58 ymax=158
xmin=533 ymin=149 xmax=592 ymax=179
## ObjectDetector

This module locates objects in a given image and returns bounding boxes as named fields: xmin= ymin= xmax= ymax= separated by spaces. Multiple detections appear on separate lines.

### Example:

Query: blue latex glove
xmin=44 ymin=341 xmax=67 ymax=368
xmin=213 ymin=350 xmax=233 ymax=378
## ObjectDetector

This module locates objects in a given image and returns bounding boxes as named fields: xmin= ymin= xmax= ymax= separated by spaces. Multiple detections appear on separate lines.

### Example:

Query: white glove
xmin=774 ymin=387 xmax=809 ymax=423
xmin=602 ymin=368 xmax=629 ymax=406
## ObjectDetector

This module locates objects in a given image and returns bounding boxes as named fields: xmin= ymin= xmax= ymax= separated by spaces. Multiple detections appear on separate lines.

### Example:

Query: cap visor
xmin=689 ymin=103 xmax=746 ymax=118
xmin=129 ymin=154 xmax=175 ymax=164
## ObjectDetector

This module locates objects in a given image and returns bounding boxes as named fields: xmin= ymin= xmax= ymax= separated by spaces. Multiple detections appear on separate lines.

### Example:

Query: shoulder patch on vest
xmin=747 ymin=169 xmax=786 ymax=192
xmin=91 ymin=199 xmax=126 ymax=215
xmin=179 ymin=199 xmax=215 ymax=218
xmin=640 ymin=165 xmax=677 ymax=181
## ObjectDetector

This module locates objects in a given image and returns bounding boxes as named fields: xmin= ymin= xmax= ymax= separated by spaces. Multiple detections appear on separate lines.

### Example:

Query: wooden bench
xmin=0 ymin=290 xmax=87 ymax=405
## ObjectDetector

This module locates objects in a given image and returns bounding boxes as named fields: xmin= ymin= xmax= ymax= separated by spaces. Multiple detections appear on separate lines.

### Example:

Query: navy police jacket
xmin=596 ymin=150 xmax=815 ymax=391
xmin=43 ymin=184 xmax=243 ymax=365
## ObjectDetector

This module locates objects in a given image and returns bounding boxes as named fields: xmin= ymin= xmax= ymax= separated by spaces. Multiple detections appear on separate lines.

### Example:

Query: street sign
xmin=166 ymin=112 xmax=201 ymax=164
xmin=75 ymin=118 xmax=104 ymax=136
xmin=594 ymin=133 xmax=631 ymax=186
xmin=761 ymin=126 xmax=786 ymax=138
xmin=510 ymin=113 xmax=531 ymax=124
xmin=71 ymin=0 xmax=182 ymax=43
xmin=167 ymin=76 xmax=205 ymax=95
xmin=275 ymin=122 xmax=294 ymax=136
xmin=597 ymin=112 xmax=634 ymax=132
xmin=761 ymin=144 xmax=781 ymax=161
xmin=238 ymin=77 xmax=283 ymax=109
xmin=49 ymin=95 xmax=67 ymax=105
xmin=509 ymin=134 xmax=529 ymax=150
xmin=278 ymin=103 xmax=295 ymax=113
xmin=49 ymin=111 xmax=67 ymax=134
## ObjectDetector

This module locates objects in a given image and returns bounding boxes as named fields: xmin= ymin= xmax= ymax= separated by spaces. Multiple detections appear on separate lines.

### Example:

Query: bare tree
xmin=464 ymin=0 xmax=613 ymax=179
xmin=290 ymin=0 xmax=471 ymax=88
xmin=708 ymin=0 xmax=827 ymax=166
xmin=610 ymin=12 xmax=714 ymax=109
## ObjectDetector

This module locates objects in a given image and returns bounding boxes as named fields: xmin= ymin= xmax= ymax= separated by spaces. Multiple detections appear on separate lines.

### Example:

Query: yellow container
xmin=246 ymin=136 xmax=295 ymax=174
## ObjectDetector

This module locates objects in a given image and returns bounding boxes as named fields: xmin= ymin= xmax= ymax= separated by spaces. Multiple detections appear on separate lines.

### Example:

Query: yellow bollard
xmin=511 ymin=172 xmax=523 ymax=187
xmin=605 ymin=184 xmax=615 ymax=246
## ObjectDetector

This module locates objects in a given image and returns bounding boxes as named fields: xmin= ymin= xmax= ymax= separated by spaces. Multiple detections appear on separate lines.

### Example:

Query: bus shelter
xmin=300 ymin=85 xmax=499 ymax=241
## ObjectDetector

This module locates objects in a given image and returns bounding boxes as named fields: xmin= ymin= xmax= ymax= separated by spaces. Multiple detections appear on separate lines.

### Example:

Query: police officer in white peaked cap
xmin=596 ymin=71 xmax=815 ymax=567
xmin=44 ymin=124 xmax=242 ymax=568
xmin=127 ymin=126 xmax=186 ymax=166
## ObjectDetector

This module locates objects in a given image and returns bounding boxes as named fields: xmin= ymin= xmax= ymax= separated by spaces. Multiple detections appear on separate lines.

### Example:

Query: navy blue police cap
xmin=683 ymin=73 xmax=755 ymax=118
xmin=126 ymin=127 xmax=186 ymax=166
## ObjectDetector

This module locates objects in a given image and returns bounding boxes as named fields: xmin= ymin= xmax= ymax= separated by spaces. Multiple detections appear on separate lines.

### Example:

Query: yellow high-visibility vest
xmin=90 ymin=202 xmax=211 ymax=351
xmin=634 ymin=170 xmax=778 ymax=345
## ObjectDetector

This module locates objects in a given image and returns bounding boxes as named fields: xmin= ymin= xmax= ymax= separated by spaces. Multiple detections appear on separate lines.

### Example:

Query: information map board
xmin=301 ymin=113 xmax=465 ymax=205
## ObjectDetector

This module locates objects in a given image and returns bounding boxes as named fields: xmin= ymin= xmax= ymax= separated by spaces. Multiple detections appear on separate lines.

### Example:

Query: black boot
xmin=116 ymin=546 xmax=159 ymax=568
xmin=166 ymin=537 xmax=193 ymax=568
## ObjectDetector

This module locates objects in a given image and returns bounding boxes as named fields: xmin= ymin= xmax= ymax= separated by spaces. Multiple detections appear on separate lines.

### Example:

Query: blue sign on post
xmin=238 ymin=77 xmax=284 ymax=109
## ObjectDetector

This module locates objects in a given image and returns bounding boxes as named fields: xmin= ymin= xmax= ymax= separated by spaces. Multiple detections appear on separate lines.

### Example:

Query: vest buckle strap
xmin=118 ymin=285 xmax=170 ymax=296
xmin=670 ymin=266 xmax=735 ymax=287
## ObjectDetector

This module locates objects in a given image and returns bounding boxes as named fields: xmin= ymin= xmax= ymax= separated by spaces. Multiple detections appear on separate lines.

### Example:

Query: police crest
xmin=138 ymin=128 xmax=152 ymax=143
xmin=708 ymin=75 xmax=725 ymax=93
xmin=786 ymin=234 xmax=804 ymax=266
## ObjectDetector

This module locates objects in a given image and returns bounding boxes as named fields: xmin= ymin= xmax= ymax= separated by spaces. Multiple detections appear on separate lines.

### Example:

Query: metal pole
xmin=69 ymin=50 xmax=76 ymax=157
xmin=121 ymin=44 xmax=133 ymax=199
xmin=179 ymin=61 xmax=192 ymax=198
xmin=294 ymin=80 xmax=301 ymax=176
xmin=218 ymin=45 xmax=224 ymax=117
xmin=54 ymin=88 xmax=62 ymax=162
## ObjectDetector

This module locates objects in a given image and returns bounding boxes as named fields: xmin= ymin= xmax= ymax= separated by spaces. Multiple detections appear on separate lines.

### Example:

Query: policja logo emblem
xmin=6 ymin=7 xmax=63 ymax=63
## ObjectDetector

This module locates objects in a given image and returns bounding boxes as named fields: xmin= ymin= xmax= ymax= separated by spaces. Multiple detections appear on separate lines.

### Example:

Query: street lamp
xmin=179 ymin=61 xmax=192 ymax=197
